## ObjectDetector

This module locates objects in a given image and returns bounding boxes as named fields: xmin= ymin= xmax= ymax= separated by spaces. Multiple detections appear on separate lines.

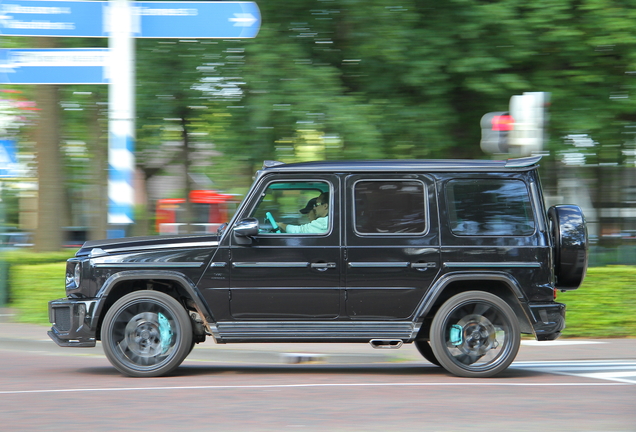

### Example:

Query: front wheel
xmin=101 ymin=290 xmax=193 ymax=377
xmin=430 ymin=291 xmax=520 ymax=378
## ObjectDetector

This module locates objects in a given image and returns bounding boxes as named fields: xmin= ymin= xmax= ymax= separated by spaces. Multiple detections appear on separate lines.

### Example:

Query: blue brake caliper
xmin=449 ymin=324 xmax=463 ymax=346
xmin=158 ymin=313 xmax=173 ymax=354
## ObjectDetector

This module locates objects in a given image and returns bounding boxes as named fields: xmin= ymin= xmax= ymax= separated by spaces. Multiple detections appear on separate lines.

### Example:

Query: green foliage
xmin=6 ymin=0 xmax=636 ymax=239
xmin=1 ymin=250 xmax=72 ymax=266
xmin=191 ymin=0 xmax=636 ymax=187
xmin=8 ymin=262 xmax=66 ymax=324
xmin=559 ymin=266 xmax=636 ymax=338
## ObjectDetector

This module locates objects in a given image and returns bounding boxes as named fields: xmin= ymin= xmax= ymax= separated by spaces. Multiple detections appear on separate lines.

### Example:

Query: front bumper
xmin=48 ymin=298 xmax=99 ymax=347
xmin=529 ymin=302 xmax=566 ymax=341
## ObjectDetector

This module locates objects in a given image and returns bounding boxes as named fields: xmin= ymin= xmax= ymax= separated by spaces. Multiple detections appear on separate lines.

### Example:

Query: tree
xmin=7 ymin=0 xmax=636 ymax=239
xmin=32 ymin=37 xmax=67 ymax=251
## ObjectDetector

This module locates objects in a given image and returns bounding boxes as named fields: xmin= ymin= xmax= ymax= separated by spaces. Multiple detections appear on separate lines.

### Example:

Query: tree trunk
xmin=34 ymin=82 xmax=65 ymax=250
xmin=87 ymin=91 xmax=108 ymax=241
xmin=181 ymin=116 xmax=193 ymax=234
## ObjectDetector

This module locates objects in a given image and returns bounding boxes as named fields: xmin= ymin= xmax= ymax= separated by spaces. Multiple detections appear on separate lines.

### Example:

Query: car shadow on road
xmin=75 ymin=362 xmax=542 ymax=380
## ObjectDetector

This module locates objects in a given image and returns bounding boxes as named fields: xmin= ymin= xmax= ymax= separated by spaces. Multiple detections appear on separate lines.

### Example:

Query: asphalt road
xmin=1 ymin=323 xmax=635 ymax=431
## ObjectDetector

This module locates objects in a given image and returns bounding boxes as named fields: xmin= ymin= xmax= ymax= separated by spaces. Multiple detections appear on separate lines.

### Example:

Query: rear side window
xmin=354 ymin=180 xmax=426 ymax=234
xmin=446 ymin=179 xmax=535 ymax=236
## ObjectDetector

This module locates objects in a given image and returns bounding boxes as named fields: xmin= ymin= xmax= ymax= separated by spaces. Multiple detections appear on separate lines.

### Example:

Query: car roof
xmin=258 ymin=156 xmax=542 ymax=174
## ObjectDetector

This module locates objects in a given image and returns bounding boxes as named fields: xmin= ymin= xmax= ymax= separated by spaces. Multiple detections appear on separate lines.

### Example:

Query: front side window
xmin=354 ymin=180 xmax=426 ymax=234
xmin=446 ymin=179 xmax=535 ymax=236
xmin=249 ymin=181 xmax=330 ymax=234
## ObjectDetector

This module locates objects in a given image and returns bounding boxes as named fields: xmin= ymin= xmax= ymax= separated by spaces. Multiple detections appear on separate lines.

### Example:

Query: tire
xmin=414 ymin=340 xmax=440 ymax=366
xmin=430 ymin=291 xmax=520 ymax=378
xmin=101 ymin=290 xmax=193 ymax=377
xmin=548 ymin=205 xmax=588 ymax=290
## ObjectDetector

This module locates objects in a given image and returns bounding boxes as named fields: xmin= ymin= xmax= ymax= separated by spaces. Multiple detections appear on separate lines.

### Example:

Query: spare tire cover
xmin=548 ymin=205 xmax=588 ymax=289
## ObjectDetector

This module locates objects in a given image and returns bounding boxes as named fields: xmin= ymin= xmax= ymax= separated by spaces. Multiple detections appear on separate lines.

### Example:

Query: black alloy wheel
xmin=430 ymin=291 xmax=520 ymax=378
xmin=101 ymin=290 xmax=193 ymax=377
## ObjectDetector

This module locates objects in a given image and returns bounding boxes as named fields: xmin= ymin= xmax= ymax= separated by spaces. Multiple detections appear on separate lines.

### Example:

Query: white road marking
xmin=579 ymin=372 xmax=636 ymax=384
xmin=520 ymin=340 xmax=605 ymax=346
xmin=513 ymin=360 xmax=636 ymax=384
xmin=0 ymin=380 xmax=627 ymax=396
xmin=1 ymin=360 xmax=634 ymax=396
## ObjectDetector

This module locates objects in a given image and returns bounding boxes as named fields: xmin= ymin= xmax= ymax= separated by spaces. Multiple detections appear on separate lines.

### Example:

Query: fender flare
xmin=94 ymin=270 xmax=218 ymax=338
xmin=413 ymin=271 xmax=534 ymax=334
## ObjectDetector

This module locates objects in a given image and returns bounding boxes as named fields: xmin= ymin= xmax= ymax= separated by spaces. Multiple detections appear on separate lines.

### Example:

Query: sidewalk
xmin=0 ymin=307 xmax=16 ymax=324
xmin=1 ymin=311 xmax=635 ymax=365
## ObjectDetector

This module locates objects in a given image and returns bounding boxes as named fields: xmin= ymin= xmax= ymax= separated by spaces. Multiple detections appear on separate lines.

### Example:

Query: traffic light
xmin=508 ymin=92 xmax=550 ymax=156
xmin=480 ymin=111 xmax=514 ymax=154
xmin=480 ymin=92 xmax=550 ymax=156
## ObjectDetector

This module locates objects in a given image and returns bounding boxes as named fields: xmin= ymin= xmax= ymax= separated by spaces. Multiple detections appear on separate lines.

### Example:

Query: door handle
xmin=311 ymin=262 xmax=336 ymax=271
xmin=411 ymin=262 xmax=437 ymax=271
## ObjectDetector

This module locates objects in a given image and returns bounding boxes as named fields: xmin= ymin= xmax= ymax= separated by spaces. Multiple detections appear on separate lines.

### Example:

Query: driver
xmin=299 ymin=197 xmax=318 ymax=222
xmin=278 ymin=193 xmax=329 ymax=234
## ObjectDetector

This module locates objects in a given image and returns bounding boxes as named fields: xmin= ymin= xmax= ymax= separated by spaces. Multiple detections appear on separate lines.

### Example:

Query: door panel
xmin=229 ymin=175 xmax=341 ymax=319
xmin=344 ymin=175 xmax=440 ymax=320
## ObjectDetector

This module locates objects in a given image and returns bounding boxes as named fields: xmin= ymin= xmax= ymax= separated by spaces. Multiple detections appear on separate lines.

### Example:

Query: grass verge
xmin=559 ymin=266 xmax=636 ymax=338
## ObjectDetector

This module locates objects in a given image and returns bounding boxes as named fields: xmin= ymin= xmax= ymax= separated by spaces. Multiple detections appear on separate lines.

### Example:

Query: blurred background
xmin=0 ymin=0 xmax=634 ymax=268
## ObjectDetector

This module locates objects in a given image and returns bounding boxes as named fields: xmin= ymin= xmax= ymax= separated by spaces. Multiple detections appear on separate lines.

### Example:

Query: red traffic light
xmin=491 ymin=114 xmax=514 ymax=131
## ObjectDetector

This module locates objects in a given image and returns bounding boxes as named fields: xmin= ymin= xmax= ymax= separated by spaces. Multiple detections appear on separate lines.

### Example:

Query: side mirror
xmin=232 ymin=218 xmax=259 ymax=245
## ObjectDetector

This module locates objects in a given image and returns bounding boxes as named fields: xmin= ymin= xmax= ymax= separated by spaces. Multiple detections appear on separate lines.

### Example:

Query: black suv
xmin=48 ymin=156 xmax=587 ymax=378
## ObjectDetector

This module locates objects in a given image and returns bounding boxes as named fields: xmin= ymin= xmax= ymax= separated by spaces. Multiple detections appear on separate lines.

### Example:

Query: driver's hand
xmin=277 ymin=222 xmax=287 ymax=232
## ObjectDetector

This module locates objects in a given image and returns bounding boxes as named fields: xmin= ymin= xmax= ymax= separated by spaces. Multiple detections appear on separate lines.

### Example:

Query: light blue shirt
xmin=285 ymin=217 xmax=329 ymax=234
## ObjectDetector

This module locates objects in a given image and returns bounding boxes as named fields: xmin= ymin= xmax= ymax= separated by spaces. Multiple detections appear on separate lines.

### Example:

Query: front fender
xmin=95 ymin=270 xmax=217 ymax=333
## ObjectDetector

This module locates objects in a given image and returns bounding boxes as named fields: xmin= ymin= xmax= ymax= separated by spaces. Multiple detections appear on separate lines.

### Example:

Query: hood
xmin=75 ymin=234 xmax=221 ymax=258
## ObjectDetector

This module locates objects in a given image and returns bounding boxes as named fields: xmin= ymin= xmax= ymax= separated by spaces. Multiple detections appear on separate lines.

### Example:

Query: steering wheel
xmin=265 ymin=212 xmax=281 ymax=233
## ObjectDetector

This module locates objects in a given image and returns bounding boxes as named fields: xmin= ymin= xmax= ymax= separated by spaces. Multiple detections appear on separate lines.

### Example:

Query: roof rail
xmin=505 ymin=155 xmax=542 ymax=168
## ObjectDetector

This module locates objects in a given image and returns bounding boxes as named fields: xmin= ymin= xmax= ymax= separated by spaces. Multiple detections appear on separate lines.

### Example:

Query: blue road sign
xmin=0 ymin=0 xmax=105 ymax=37
xmin=0 ymin=48 xmax=110 ymax=84
xmin=0 ymin=0 xmax=260 ymax=38
xmin=0 ymin=139 xmax=19 ymax=178
xmin=138 ymin=2 xmax=260 ymax=38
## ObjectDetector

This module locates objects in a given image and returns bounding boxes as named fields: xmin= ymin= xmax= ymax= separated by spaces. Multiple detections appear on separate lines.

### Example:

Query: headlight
xmin=73 ymin=263 xmax=81 ymax=287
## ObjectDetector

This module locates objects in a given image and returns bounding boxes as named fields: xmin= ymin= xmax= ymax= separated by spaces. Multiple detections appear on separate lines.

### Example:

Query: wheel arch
xmin=94 ymin=270 xmax=216 ymax=341
xmin=414 ymin=272 xmax=534 ymax=339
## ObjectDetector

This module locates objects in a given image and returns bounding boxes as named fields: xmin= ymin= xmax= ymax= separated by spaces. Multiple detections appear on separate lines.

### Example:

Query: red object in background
xmin=155 ymin=190 xmax=238 ymax=234
xmin=491 ymin=114 xmax=514 ymax=131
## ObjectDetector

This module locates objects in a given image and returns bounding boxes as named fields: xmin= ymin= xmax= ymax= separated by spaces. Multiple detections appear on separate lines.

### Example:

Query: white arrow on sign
xmin=229 ymin=13 xmax=258 ymax=27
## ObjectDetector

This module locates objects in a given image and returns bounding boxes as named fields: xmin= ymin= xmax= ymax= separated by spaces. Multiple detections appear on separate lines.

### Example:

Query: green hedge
xmin=8 ymin=262 xmax=66 ymax=324
xmin=6 ymin=259 xmax=636 ymax=338
xmin=558 ymin=266 xmax=636 ymax=338
xmin=1 ymin=250 xmax=74 ymax=266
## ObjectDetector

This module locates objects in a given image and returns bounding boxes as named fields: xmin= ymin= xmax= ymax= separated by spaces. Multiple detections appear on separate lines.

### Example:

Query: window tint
xmin=354 ymin=180 xmax=426 ymax=234
xmin=447 ymin=179 xmax=535 ymax=236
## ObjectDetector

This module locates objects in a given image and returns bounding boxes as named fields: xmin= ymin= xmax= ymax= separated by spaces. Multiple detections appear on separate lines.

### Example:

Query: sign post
xmin=106 ymin=0 xmax=136 ymax=228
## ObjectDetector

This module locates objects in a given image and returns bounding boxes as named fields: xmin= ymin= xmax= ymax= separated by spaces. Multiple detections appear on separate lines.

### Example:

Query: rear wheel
xmin=430 ymin=291 xmax=520 ymax=378
xmin=101 ymin=290 xmax=193 ymax=377
xmin=414 ymin=340 xmax=440 ymax=366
